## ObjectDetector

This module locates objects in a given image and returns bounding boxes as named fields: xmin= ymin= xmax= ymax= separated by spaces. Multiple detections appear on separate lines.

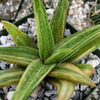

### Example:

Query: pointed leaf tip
xmin=2 ymin=21 xmax=23 ymax=39
xmin=1 ymin=20 xmax=7 ymax=24
xmin=34 ymin=0 xmax=55 ymax=61
xmin=49 ymin=63 xmax=96 ymax=87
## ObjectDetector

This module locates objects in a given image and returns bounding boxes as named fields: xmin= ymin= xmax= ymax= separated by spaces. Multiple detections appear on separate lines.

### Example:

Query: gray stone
xmin=44 ymin=97 xmax=49 ymax=100
xmin=65 ymin=29 xmax=71 ymax=37
xmin=31 ymin=85 xmax=41 ymax=99
xmin=11 ymin=85 xmax=17 ymax=90
xmin=50 ymin=94 xmax=57 ymax=100
xmin=27 ymin=97 xmax=35 ymax=100
xmin=3 ymin=87 xmax=8 ymax=94
xmin=44 ymin=90 xmax=57 ymax=97
xmin=46 ymin=82 xmax=53 ymax=90
xmin=97 ymin=67 xmax=100 ymax=74
xmin=37 ymin=88 xmax=45 ymax=98
xmin=84 ymin=88 xmax=90 ymax=95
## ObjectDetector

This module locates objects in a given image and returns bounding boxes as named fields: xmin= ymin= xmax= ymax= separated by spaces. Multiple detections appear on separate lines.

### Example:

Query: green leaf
xmin=34 ymin=0 xmax=55 ymax=61
xmin=49 ymin=78 xmax=75 ymax=100
xmin=49 ymin=63 xmax=96 ymax=87
xmin=12 ymin=59 xmax=56 ymax=100
xmin=14 ymin=34 xmax=37 ymax=48
xmin=67 ymin=37 xmax=100 ymax=63
xmin=0 ymin=46 xmax=39 ymax=66
xmin=55 ymin=25 xmax=100 ymax=63
xmin=45 ymin=48 xmax=72 ymax=64
xmin=0 ymin=63 xmax=94 ymax=88
xmin=1 ymin=21 xmax=23 ymax=39
xmin=0 ymin=67 xmax=24 ymax=88
xmin=1 ymin=21 xmax=36 ymax=48
xmin=50 ymin=0 xmax=68 ymax=43
xmin=75 ymin=64 xmax=95 ymax=76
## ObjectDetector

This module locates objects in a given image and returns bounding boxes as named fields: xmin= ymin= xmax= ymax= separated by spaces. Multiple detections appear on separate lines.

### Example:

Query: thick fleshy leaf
xmin=55 ymin=25 xmax=100 ymax=63
xmin=49 ymin=78 xmax=75 ymax=100
xmin=45 ymin=48 xmax=72 ymax=64
xmin=0 ymin=63 xmax=94 ymax=88
xmin=1 ymin=21 xmax=23 ymax=39
xmin=50 ymin=0 xmax=68 ymax=43
xmin=12 ymin=59 xmax=55 ymax=100
xmin=75 ymin=64 xmax=95 ymax=76
xmin=1 ymin=21 xmax=36 ymax=48
xmin=67 ymin=37 xmax=100 ymax=63
xmin=14 ymin=34 xmax=37 ymax=48
xmin=34 ymin=0 xmax=55 ymax=61
xmin=49 ymin=63 xmax=96 ymax=87
xmin=0 ymin=46 xmax=39 ymax=66
xmin=0 ymin=67 xmax=24 ymax=88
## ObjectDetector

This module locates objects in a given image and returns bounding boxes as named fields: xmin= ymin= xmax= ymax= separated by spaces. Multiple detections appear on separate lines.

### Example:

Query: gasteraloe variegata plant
xmin=0 ymin=0 xmax=100 ymax=100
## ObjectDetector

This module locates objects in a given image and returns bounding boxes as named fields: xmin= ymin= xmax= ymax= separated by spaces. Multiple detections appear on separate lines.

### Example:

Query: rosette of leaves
xmin=0 ymin=0 xmax=100 ymax=100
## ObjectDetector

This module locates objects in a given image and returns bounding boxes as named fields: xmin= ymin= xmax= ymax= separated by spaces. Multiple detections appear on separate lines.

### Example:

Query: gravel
xmin=0 ymin=0 xmax=100 ymax=100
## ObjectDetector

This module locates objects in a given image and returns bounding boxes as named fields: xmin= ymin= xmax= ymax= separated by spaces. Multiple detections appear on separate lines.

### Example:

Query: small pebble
xmin=31 ymin=86 xmax=41 ymax=99
xmin=7 ymin=91 xmax=14 ymax=100
xmin=46 ymin=82 xmax=53 ymax=90
xmin=3 ymin=87 xmax=8 ymax=94
xmin=44 ymin=90 xmax=57 ymax=97
xmin=86 ymin=60 xmax=100 ymax=68
xmin=11 ymin=85 xmax=17 ymax=90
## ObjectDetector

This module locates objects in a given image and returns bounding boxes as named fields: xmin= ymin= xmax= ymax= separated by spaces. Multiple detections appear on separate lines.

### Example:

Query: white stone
xmin=46 ymin=9 xmax=54 ymax=16
xmin=69 ymin=9 xmax=74 ymax=15
xmin=0 ymin=36 xmax=8 ymax=45
xmin=84 ymin=3 xmax=90 ymax=13
xmin=0 ymin=61 xmax=7 ymax=70
xmin=7 ymin=34 xmax=13 ymax=40
xmin=7 ymin=91 xmax=14 ymax=100
xmin=0 ymin=23 xmax=3 ymax=30
xmin=86 ymin=60 xmax=100 ymax=68
xmin=31 ymin=26 xmax=36 ymax=34
xmin=0 ymin=43 xmax=13 ymax=47
xmin=10 ymin=64 xmax=14 ymax=68
xmin=72 ymin=0 xmax=76 ymax=5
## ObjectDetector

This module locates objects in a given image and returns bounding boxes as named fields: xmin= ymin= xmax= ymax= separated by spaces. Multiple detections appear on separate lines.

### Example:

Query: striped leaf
xmin=0 ymin=46 xmax=39 ymax=66
xmin=12 ymin=59 xmax=55 ymax=100
xmin=67 ymin=37 xmax=100 ymax=63
xmin=45 ymin=48 xmax=72 ymax=64
xmin=2 ymin=21 xmax=36 ymax=48
xmin=0 ymin=63 xmax=94 ymax=88
xmin=75 ymin=64 xmax=95 ymax=76
xmin=49 ymin=78 xmax=75 ymax=100
xmin=14 ymin=34 xmax=37 ymax=48
xmin=55 ymin=25 xmax=100 ymax=63
xmin=34 ymin=0 xmax=55 ymax=61
xmin=0 ymin=67 xmax=24 ymax=88
xmin=50 ymin=0 xmax=68 ymax=43
xmin=49 ymin=63 xmax=96 ymax=87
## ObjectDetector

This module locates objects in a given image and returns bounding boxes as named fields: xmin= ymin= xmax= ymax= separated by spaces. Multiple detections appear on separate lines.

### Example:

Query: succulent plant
xmin=0 ymin=0 xmax=100 ymax=100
